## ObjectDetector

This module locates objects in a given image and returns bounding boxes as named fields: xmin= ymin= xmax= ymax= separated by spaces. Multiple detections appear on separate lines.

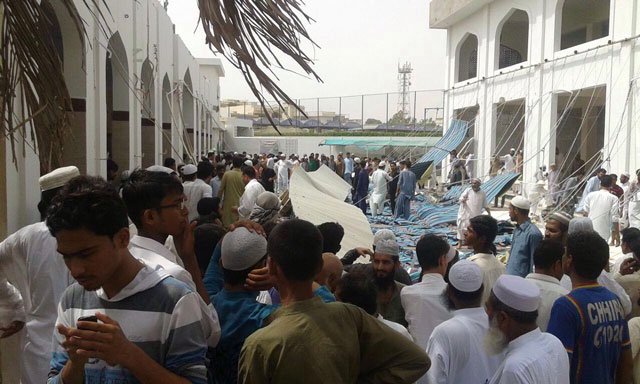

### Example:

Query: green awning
xmin=320 ymin=137 xmax=440 ymax=150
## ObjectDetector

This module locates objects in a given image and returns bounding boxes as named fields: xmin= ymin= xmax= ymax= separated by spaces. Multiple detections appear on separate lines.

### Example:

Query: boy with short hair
xmin=47 ymin=176 xmax=210 ymax=383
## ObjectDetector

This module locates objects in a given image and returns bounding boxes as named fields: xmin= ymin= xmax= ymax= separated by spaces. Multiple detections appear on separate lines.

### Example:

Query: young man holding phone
xmin=46 ymin=176 xmax=209 ymax=384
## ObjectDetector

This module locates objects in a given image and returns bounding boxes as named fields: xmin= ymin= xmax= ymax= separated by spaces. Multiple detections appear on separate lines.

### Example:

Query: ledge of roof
xmin=197 ymin=57 xmax=225 ymax=77
xmin=429 ymin=0 xmax=493 ymax=29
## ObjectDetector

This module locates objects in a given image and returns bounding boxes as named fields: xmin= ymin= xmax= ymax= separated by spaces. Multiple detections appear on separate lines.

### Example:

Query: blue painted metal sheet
xmin=441 ymin=172 xmax=521 ymax=203
xmin=410 ymin=119 xmax=469 ymax=178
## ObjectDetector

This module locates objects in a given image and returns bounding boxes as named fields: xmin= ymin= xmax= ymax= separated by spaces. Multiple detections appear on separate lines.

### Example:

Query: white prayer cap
xmin=510 ymin=196 xmax=530 ymax=210
xmin=354 ymin=157 xmax=361 ymax=163
xmin=373 ymin=229 xmax=395 ymax=245
xmin=375 ymin=239 xmax=399 ymax=257
xmin=221 ymin=227 xmax=267 ymax=271
xmin=548 ymin=211 xmax=572 ymax=227
xmin=449 ymin=260 xmax=483 ymax=292
xmin=256 ymin=191 xmax=281 ymax=210
xmin=492 ymin=275 xmax=540 ymax=312
xmin=510 ymin=148 xmax=516 ymax=152
xmin=379 ymin=161 xmax=387 ymax=167
xmin=446 ymin=244 xmax=457 ymax=263
xmin=244 ymin=160 xmax=253 ymax=167
xmin=182 ymin=164 xmax=197 ymax=176
xmin=146 ymin=165 xmax=174 ymax=174
xmin=568 ymin=217 xmax=593 ymax=234
xmin=622 ymin=172 xmax=631 ymax=178
xmin=39 ymin=166 xmax=80 ymax=192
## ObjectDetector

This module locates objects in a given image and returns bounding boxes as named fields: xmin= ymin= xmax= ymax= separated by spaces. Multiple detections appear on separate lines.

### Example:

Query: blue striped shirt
xmin=48 ymin=266 xmax=209 ymax=384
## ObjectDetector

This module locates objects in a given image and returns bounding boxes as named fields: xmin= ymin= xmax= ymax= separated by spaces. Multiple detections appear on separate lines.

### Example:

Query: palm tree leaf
xmin=1 ymin=0 xmax=108 ymax=173
xmin=197 ymin=0 xmax=322 ymax=134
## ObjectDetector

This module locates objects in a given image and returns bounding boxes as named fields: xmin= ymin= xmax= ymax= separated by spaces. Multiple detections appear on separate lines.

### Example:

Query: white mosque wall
xmin=438 ymin=0 xmax=640 ymax=194
xmin=2 ymin=0 xmax=224 ymax=236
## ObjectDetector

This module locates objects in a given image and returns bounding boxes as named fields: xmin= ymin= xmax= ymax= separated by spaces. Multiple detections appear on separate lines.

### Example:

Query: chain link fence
xmin=222 ymin=90 xmax=445 ymax=137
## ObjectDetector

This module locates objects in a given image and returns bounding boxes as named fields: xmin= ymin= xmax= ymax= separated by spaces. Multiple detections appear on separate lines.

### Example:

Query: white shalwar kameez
xmin=426 ymin=307 xmax=503 ymax=384
xmin=275 ymin=159 xmax=292 ymax=194
xmin=237 ymin=179 xmax=266 ymax=219
xmin=583 ymin=189 xmax=620 ymax=241
xmin=457 ymin=188 xmax=488 ymax=241
xmin=0 ymin=222 xmax=74 ymax=384
xmin=626 ymin=181 xmax=640 ymax=229
xmin=370 ymin=169 xmax=391 ymax=216
xmin=501 ymin=154 xmax=516 ymax=173
xmin=488 ymin=328 xmax=570 ymax=384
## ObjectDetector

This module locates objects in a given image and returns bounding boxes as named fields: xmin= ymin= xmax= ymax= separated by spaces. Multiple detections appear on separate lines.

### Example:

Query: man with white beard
xmin=425 ymin=260 xmax=502 ymax=384
xmin=485 ymin=275 xmax=570 ymax=384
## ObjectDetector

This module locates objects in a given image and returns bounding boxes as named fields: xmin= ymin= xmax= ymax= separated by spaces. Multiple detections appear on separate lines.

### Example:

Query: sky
xmin=167 ymin=0 xmax=448 ymax=103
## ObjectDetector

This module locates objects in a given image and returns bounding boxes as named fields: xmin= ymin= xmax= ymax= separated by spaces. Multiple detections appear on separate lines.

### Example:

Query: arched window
xmin=497 ymin=10 xmax=529 ymax=69
xmin=559 ymin=0 xmax=610 ymax=50
xmin=457 ymin=34 xmax=478 ymax=82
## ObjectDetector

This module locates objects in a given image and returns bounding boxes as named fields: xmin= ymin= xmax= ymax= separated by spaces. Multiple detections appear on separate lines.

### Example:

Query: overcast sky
xmin=167 ymin=0 xmax=447 ymax=102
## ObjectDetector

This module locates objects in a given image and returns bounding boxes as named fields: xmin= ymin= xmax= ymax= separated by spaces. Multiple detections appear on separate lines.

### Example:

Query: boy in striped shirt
xmin=46 ymin=176 xmax=208 ymax=384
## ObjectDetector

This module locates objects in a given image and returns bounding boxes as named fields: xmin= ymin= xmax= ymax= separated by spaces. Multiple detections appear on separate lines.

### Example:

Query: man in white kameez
xmin=577 ymin=168 xmax=606 ymax=212
xmin=501 ymin=148 xmax=516 ymax=173
xmin=583 ymin=174 xmax=620 ymax=242
xmin=486 ymin=275 xmax=570 ymax=384
xmin=464 ymin=153 xmax=475 ymax=179
xmin=237 ymin=166 xmax=266 ymax=220
xmin=457 ymin=179 xmax=491 ymax=248
xmin=547 ymin=164 xmax=560 ymax=205
xmin=370 ymin=161 xmax=392 ymax=216
xmin=275 ymin=154 xmax=292 ymax=194
xmin=426 ymin=260 xmax=502 ymax=384
xmin=623 ymin=170 xmax=640 ymax=229
xmin=0 ymin=166 xmax=78 ymax=384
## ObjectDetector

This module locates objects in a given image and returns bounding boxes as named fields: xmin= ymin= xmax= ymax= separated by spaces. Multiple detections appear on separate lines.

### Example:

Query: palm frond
xmin=197 ymin=0 xmax=322 ymax=134
xmin=0 ymin=0 xmax=106 ymax=173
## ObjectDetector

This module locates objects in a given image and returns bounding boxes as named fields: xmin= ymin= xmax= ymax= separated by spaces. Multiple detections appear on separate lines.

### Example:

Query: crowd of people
xmin=0 ymin=147 xmax=639 ymax=384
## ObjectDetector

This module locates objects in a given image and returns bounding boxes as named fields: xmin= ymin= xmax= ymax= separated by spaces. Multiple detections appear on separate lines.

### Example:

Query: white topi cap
xmin=39 ymin=166 xmax=80 ymax=192
xmin=373 ymin=229 xmax=395 ymax=245
xmin=568 ymin=217 xmax=593 ymax=234
xmin=492 ymin=275 xmax=540 ymax=312
xmin=379 ymin=161 xmax=387 ymax=167
xmin=449 ymin=260 xmax=483 ymax=292
xmin=510 ymin=196 xmax=531 ymax=210
xmin=548 ymin=211 xmax=572 ymax=227
xmin=182 ymin=164 xmax=197 ymax=176
xmin=146 ymin=165 xmax=175 ymax=174
xmin=244 ymin=160 xmax=253 ymax=167
xmin=375 ymin=238 xmax=399 ymax=257
xmin=221 ymin=227 xmax=267 ymax=271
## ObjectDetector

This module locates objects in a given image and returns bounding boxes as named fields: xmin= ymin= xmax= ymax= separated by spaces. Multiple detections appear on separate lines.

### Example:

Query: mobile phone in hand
xmin=77 ymin=315 xmax=98 ymax=330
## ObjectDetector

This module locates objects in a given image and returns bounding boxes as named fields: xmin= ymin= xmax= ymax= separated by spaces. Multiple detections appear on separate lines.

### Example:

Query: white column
xmin=84 ymin=12 xmax=108 ymax=177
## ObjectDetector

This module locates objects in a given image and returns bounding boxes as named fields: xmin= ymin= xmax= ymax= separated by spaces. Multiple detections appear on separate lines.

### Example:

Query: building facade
xmin=2 ymin=0 xmax=224 ymax=236
xmin=430 ymin=0 xmax=640 ymax=193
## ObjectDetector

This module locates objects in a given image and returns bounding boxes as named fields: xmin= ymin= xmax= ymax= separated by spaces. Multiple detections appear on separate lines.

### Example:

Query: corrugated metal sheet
xmin=289 ymin=167 xmax=374 ymax=257
xmin=307 ymin=164 xmax=352 ymax=201
xmin=410 ymin=119 xmax=469 ymax=179
xmin=441 ymin=172 xmax=521 ymax=202
xmin=415 ymin=172 xmax=522 ymax=226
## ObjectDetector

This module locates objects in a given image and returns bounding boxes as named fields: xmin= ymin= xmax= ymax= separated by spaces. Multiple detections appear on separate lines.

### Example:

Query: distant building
xmin=430 ymin=0 xmax=639 ymax=183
